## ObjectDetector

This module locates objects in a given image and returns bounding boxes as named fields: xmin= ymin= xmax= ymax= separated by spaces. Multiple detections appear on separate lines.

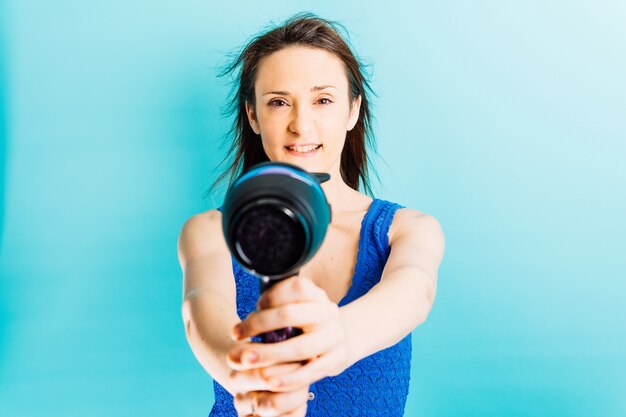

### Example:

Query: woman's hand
xmin=233 ymin=383 xmax=310 ymax=417
xmin=226 ymin=275 xmax=353 ymax=393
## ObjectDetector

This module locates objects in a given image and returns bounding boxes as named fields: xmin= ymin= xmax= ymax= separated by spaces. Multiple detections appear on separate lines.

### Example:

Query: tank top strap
xmin=367 ymin=198 xmax=405 ymax=259
xmin=340 ymin=198 xmax=405 ymax=304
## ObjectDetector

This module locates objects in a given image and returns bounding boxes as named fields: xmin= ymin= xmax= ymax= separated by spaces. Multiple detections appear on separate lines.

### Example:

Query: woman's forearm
xmin=184 ymin=267 xmax=435 ymax=395
xmin=338 ymin=265 xmax=436 ymax=366
xmin=183 ymin=291 xmax=242 ymax=396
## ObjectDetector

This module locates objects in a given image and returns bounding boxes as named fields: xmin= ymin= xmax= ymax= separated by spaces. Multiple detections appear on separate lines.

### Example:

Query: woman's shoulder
xmin=387 ymin=205 xmax=445 ymax=251
xmin=177 ymin=209 xmax=226 ymax=265
xmin=179 ymin=209 xmax=223 ymax=235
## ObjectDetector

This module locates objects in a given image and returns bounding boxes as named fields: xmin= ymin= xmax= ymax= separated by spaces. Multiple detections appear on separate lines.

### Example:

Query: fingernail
xmin=243 ymin=351 xmax=258 ymax=364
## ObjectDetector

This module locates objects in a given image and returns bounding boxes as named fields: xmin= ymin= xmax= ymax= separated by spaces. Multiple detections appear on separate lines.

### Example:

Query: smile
xmin=285 ymin=144 xmax=322 ymax=157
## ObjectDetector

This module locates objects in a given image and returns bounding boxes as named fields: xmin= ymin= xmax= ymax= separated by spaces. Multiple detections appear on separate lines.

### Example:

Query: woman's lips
xmin=284 ymin=144 xmax=322 ymax=158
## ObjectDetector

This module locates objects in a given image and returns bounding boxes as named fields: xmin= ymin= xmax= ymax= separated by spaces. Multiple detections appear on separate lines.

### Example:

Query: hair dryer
xmin=221 ymin=161 xmax=332 ymax=343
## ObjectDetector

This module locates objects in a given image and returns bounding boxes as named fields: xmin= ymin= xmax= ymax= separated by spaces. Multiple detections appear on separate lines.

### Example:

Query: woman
xmin=178 ymin=13 xmax=445 ymax=417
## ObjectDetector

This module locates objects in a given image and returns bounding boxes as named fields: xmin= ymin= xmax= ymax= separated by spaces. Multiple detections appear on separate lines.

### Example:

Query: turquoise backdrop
xmin=1 ymin=1 xmax=625 ymax=416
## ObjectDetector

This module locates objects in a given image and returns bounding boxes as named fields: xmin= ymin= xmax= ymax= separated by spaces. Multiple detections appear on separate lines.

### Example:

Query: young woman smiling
xmin=178 ymin=13 xmax=445 ymax=417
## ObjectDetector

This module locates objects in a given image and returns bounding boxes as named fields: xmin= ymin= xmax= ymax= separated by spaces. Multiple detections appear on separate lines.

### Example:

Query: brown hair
xmin=205 ymin=12 xmax=380 ymax=199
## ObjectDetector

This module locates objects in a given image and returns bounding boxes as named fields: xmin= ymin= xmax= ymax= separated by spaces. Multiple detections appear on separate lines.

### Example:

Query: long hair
xmin=205 ymin=12 xmax=380 ymax=199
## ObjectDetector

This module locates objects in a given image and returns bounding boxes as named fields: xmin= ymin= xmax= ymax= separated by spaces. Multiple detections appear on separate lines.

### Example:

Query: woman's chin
xmin=271 ymin=151 xmax=326 ymax=172
xmin=288 ymin=160 xmax=321 ymax=171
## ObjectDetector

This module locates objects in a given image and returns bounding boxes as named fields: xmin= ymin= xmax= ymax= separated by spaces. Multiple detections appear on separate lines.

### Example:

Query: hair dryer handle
xmin=257 ymin=274 xmax=304 ymax=343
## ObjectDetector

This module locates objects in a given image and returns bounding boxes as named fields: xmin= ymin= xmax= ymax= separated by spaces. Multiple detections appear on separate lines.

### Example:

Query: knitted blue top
xmin=210 ymin=198 xmax=411 ymax=417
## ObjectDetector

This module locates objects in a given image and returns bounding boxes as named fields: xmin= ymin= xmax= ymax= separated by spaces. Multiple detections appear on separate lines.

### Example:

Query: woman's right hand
xmin=230 ymin=363 xmax=310 ymax=417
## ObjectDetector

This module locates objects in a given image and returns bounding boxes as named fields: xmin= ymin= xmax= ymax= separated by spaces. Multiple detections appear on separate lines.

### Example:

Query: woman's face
xmin=245 ymin=46 xmax=361 ymax=175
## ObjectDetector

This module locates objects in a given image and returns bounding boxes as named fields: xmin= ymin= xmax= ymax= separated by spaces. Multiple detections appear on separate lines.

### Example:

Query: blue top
xmin=210 ymin=198 xmax=411 ymax=417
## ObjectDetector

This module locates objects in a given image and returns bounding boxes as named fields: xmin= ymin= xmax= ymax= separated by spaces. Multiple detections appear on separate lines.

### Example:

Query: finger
xmin=229 ymin=367 xmax=273 ymax=392
xmin=234 ymin=391 xmax=261 ymax=417
xmin=234 ymin=388 xmax=308 ymax=417
xmin=226 ymin=341 xmax=306 ymax=372
xmin=280 ymin=402 xmax=308 ymax=417
xmin=259 ymin=362 xmax=303 ymax=380
xmin=235 ymin=302 xmax=338 ymax=341
xmin=262 ymin=352 xmax=336 ymax=391
xmin=229 ymin=362 xmax=303 ymax=392
xmin=255 ymin=386 xmax=309 ymax=416
xmin=258 ymin=276 xmax=328 ymax=309
xmin=228 ymin=331 xmax=336 ymax=372
xmin=226 ymin=344 xmax=266 ymax=371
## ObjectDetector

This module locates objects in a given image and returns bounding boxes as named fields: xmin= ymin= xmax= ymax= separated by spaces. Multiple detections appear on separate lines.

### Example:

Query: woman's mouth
xmin=285 ymin=144 xmax=322 ymax=157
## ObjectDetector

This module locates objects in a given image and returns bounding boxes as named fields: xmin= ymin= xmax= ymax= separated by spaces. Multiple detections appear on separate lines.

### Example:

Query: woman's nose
xmin=288 ymin=104 xmax=314 ymax=136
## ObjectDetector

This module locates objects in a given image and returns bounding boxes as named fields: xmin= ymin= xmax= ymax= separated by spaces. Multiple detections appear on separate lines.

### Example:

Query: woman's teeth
xmin=286 ymin=144 xmax=322 ymax=153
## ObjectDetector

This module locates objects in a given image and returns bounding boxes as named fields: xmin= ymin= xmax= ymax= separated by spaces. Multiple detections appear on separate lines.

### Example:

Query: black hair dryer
xmin=221 ymin=162 xmax=332 ymax=343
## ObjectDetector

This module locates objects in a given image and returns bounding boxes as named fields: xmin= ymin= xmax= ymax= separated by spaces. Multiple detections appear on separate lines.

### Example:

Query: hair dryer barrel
xmin=221 ymin=162 xmax=332 ymax=281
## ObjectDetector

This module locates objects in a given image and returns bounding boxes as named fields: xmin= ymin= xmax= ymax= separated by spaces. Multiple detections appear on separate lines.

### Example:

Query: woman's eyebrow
xmin=263 ymin=85 xmax=337 ymax=96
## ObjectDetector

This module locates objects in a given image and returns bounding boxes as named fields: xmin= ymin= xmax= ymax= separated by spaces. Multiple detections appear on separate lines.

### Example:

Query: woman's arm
xmin=181 ymin=212 xmax=315 ymax=416
xmin=339 ymin=209 xmax=445 ymax=365
xmin=178 ymin=211 xmax=242 ymax=396
xmin=226 ymin=209 xmax=446 ymax=391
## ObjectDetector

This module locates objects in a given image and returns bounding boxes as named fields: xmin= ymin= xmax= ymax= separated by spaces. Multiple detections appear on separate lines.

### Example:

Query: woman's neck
xmin=319 ymin=174 xmax=370 ymax=214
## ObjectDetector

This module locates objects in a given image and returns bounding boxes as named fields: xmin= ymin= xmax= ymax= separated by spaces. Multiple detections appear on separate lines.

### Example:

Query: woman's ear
xmin=347 ymin=95 xmax=362 ymax=131
xmin=245 ymin=100 xmax=261 ymax=135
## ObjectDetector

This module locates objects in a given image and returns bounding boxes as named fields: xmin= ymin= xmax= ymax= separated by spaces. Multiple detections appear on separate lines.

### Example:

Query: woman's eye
xmin=269 ymin=98 xmax=332 ymax=106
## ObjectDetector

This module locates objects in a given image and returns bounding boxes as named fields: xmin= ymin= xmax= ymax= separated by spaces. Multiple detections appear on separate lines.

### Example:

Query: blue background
xmin=1 ymin=1 xmax=625 ymax=416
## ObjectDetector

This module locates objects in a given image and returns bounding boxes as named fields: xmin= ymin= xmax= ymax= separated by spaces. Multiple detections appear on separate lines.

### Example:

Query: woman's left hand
xmin=226 ymin=275 xmax=353 ymax=392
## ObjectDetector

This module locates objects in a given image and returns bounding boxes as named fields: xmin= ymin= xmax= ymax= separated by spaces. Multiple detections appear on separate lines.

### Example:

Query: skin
xmin=230 ymin=45 xmax=364 ymax=417
xmin=224 ymin=45 xmax=445 ymax=417
xmin=245 ymin=45 xmax=365 ymax=213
